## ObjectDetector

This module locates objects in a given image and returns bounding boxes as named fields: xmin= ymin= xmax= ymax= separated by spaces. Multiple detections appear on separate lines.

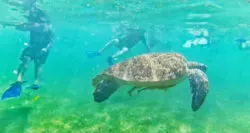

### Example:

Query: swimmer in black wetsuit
xmin=102 ymin=28 xmax=150 ymax=65
xmin=1 ymin=0 xmax=54 ymax=100
xmin=15 ymin=22 xmax=53 ymax=90
xmin=87 ymin=26 xmax=160 ymax=65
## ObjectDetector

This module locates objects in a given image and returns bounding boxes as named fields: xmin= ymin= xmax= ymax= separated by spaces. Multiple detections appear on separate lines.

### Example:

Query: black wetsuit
xmin=117 ymin=29 xmax=146 ymax=49
xmin=20 ymin=6 xmax=53 ymax=64
xmin=20 ymin=25 xmax=53 ymax=64
xmin=27 ymin=6 xmax=49 ymax=23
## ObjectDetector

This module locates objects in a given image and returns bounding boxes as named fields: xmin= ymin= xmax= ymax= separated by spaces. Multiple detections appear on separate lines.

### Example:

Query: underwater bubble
xmin=183 ymin=40 xmax=192 ymax=48
xmin=13 ymin=70 xmax=18 ymax=75
xmin=23 ymin=42 xmax=28 ymax=46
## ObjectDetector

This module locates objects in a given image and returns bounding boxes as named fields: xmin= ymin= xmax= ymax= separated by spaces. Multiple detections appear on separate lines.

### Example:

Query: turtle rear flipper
xmin=188 ymin=69 xmax=209 ymax=112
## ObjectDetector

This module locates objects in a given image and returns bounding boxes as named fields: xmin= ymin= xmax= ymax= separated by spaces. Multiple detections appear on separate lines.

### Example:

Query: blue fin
xmin=1 ymin=82 xmax=23 ymax=100
xmin=86 ymin=51 xmax=101 ymax=58
xmin=235 ymin=37 xmax=246 ymax=44
xmin=26 ymin=84 xmax=39 ymax=90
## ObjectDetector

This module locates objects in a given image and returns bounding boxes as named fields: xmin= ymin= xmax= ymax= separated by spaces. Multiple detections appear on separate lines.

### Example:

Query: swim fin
xmin=235 ymin=37 xmax=246 ymax=44
xmin=86 ymin=51 xmax=101 ymax=58
xmin=26 ymin=84 xmax=40 ymax=90
xmin=1 ymin=81 xmax=25 ymax=100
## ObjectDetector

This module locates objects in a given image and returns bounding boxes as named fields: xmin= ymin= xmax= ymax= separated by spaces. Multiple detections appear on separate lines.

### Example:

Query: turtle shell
xmin=103 ymin=53 xmax=189 ymax=85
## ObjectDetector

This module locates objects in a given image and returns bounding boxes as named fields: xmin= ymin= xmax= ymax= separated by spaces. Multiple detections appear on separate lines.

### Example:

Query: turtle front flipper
xmin=188 ymin=69 xmax=209 ymax=112
xmin=93 ymin=79 xmax=120 ymax=103
xmin=188 ymin=61 xmax=207 ymax=73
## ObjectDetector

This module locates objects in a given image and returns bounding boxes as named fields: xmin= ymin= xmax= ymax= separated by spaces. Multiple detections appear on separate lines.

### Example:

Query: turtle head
xmin=93 ymin=79 xmax=119 ymax=103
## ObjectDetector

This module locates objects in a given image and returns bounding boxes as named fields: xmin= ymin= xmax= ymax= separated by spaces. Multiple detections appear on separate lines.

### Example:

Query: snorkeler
xmin=87 ymin=26 xmax=160 ymax=65
xmin=1 ymin=0 xmax=54 ymax=100
xmin=235 ymin=38 xmax=250 ymax=50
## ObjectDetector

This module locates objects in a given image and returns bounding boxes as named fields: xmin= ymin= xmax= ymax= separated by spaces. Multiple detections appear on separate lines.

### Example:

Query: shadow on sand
xmin=0 ymin=107 xmax=32 ymax=133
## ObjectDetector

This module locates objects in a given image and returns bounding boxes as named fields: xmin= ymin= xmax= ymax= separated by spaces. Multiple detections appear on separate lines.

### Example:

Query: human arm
xmin=2 ymin=0 xmax=36 ymax=9
xmin=0 ymin=21 xmax=45 ymax=33
xmin=15 ymin=22 xmax=50 ymax=33
xmin=99 ymin=39 xmax=119 ymax=54
xmin=42 ymin=30 xmax=54 ymax=52
xmin=0 ymin=21 xmax=36 ymax=31
xmin=0 ymin=21 xmax=19 ymax=28
xmin=2 ymin=0 xmax=23 ymax=7
xmin=15 ymin=23 xmax=35 ymax=31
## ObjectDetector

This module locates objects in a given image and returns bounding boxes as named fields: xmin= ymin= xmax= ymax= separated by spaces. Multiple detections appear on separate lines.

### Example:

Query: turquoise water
xmin=1 ymin=0 xmax=250 ymax=132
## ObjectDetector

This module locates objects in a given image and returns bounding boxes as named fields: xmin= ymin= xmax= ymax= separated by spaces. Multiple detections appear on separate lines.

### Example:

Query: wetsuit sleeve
xmin=15 ymin=23 xmax=30 ymax=31
xmin=15 ymin=23 xmax=41 ymax=32
xmin=45 ymin=31 xmax=54 ymax=49
xmin=4 ymin=0 xmax=36 ymax=9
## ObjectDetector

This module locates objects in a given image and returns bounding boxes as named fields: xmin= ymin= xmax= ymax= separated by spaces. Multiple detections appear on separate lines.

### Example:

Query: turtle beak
xmin=93 ymin=80 xmax=119 ymax=103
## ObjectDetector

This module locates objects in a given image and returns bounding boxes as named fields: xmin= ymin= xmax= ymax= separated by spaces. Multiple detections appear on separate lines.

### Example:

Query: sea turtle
xmin=92 ymin=52 xmax=209 ymax=111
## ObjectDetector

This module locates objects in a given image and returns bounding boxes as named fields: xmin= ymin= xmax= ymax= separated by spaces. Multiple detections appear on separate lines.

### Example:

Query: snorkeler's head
xmin=23 ymin=0 xmax=37 ymax=9
xmin=93 ymin=79 xmax=119 ymax=103
xmin=27 ymin=7 xmax=49 ymax=23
